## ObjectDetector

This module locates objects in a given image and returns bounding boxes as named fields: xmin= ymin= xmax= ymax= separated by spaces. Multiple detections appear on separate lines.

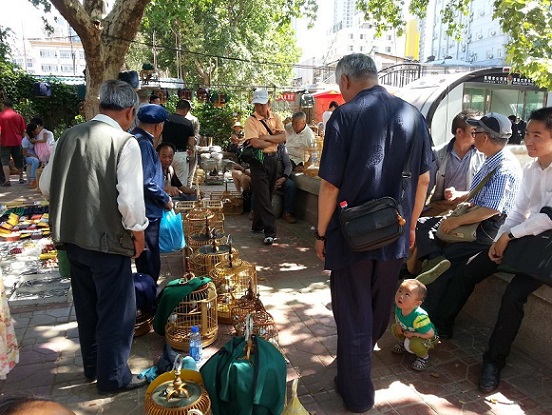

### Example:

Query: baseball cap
xmin=467 ymin=112 xmax=512 ymax=139
xmin=232 ymin=122 xmax=243 ymax=129
xmin=251 ymin=89 xmax=269 ymax=105
xmin=137 ymin=104 xmax=169 ymax=124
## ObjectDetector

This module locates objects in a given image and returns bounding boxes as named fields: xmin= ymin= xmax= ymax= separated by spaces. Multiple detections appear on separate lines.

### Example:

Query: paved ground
xmin=0 ymin=178 xmax=551 ymax=415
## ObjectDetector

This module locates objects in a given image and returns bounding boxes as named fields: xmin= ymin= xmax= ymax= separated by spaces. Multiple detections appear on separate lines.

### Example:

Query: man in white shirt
xmin=284 ymin=111 xmax=315 ymax=172
xmin=430 ymin=106 xmax=552 ymax=394
xmin=40 ymin=80 xmax=149 ymax=395
xmin=322 ymin=101 xmax=339 ymax=131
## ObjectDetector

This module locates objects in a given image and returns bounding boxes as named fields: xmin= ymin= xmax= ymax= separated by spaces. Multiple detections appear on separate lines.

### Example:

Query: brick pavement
xmin=0 ymin=180 xmax=551 ymax=414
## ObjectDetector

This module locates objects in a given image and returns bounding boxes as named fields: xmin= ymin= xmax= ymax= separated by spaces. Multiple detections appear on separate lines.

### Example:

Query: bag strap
xmin=397 ymin=111 xmax=418 ymax=204
xmin=257 ymin=117 xmax=274 ymax=135
xmin=464 ymin=167 xmax=498 ymax=202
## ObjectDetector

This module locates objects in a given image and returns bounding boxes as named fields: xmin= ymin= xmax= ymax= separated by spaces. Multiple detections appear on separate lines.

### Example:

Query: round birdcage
xmin=230 ymin=284 xmax=266 ymax=328
xmin=145 ymin=366 xmax=211 ymax=415
xmin=188 ymin=216 xmax=226 ymax=251
xmin=209 ymin=257 xmax=257 ymax=324
xmin=184 ymin=207 xmax=215 ymax=238
xmin=233 ymin=309 xmax=278 ymax=342
xmin=165 ymin=279 xmax=218 ymax=352
xmin=190 ymin=243 xmax=239 ymax=277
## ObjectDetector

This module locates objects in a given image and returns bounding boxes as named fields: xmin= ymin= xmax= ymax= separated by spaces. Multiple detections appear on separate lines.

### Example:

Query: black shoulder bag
xmin=338 ymin=141 xmax=414 ymax=252
xmin=238 ymin=117 xmax=272 ymax=164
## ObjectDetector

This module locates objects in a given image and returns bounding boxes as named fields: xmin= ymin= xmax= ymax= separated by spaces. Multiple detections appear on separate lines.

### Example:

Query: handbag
xmin=339 ymin=197 xmax=406 ymax=251
xmin=435 ymin=167 xmax=497 ymax=243
xmin=338 ymin=141 xmax=413 ymax=252
xmin=498 ymin=230 xmax=552 ymax=287
xmin=238 ymin=117 xmax=274 ymax=165
xmin=159 ymin=209 xmax=186 ymax=253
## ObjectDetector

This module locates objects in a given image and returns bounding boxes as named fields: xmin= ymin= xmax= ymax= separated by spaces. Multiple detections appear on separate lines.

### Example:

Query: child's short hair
xmin=401 ymin=279 xmax=428 ymax=301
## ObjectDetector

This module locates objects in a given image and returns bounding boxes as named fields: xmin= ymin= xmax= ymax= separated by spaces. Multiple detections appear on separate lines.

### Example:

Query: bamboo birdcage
xmin=165 ymin=278 xmax=218 ymax=352
xmin=190 ymin=239 xmax=239 ymax=277
xmin=234 ymin=309 xmax=278 ymax=342
xmin=230 ymin=284 xmax=271 ymax=337
xmin=209 ymin=250 xmax=257 ymax=324
xmin=210 ymin=181 xmax=243 ymax=215
xmin=145 ymin=359 xmax=211 ymax=415
xmin=188 ymin=216 xmax=226 ymax=250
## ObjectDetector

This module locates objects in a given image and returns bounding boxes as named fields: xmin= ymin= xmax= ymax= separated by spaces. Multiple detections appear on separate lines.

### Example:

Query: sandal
xmin=411 ymin=356 xmax=429 ymax=371
xmin=391 ymin=343 xmax=406 ymax=354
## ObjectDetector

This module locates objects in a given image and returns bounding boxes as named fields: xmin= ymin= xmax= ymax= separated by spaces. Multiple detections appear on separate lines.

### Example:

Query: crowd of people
xmin=0 ymin=52 xmax=549 ymax=411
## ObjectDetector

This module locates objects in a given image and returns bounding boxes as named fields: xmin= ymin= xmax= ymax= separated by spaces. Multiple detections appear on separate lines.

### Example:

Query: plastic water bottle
xmin=189 ymin=325 xmax=203 ymax=362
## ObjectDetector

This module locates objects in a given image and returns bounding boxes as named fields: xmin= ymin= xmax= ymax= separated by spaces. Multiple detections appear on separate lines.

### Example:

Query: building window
xmin=39 ymin=49 xmax=56 ymax=59
xmin=59 ymin=49 xmax=72 ymax=59
xmin=386 ymin=34 xmax=392 ymax=41
xmin=41 ymin=64 xmax=57 ymax=73
xmin=78 ymin=50 xmax=85 ymax=59
xmin=385 ymin=46 xmax=392 ymax=53
xmin=360 ymin=34 xmax=365 ymax=40
xmin=348 ymin=45 xmax=354 ymax=52
xmin=360 ymin=46 xmax=364 ymax=52
xmin=61 ymin=65 xmax=74 ymax=73
xmin=349 ymin=33 xmax=354 ymax=40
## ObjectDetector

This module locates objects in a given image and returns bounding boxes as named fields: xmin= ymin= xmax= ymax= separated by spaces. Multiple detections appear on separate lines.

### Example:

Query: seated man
xmin=406 ymin=110 xmax=485 ymax=275
xmin=425 ymin=110 xmax=485 ymax=216
xmin=156 ymin=142 xmax=199 ymax=201
xmin=285 ymin=111 xmax=315 ymax=172
xmin=430 ymin=106 xmax=552 ymax=393
xmin=413 ymin=113 xmax=521 ymax=291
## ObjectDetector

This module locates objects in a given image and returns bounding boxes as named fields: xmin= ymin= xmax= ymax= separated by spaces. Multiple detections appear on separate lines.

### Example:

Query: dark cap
xmin=466 ymin=112 xmax=512 ymax=139
xmin=137 ymin=104 xmax=168 ymax=124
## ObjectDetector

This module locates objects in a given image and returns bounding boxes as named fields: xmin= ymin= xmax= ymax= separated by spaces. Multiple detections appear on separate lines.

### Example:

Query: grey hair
xmin=335 ymin=53 xmax=378 ymax=82
xmin=99 ymin=80 xmax=139 ymax=111
xmin=292 ymin=111 xmax=306 ymax=120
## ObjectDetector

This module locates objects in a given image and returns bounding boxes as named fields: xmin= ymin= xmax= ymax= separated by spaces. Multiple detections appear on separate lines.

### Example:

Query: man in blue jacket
xmin=132 ymin=104 xmax=173 ymax=283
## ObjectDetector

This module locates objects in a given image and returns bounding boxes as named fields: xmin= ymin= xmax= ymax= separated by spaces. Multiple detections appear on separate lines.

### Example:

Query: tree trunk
xmin=47 ymin=0 xmax=151 ymax=119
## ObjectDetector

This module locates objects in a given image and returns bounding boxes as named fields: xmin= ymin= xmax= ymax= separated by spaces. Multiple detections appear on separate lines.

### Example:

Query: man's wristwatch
xmin=507 ymin=231 xmax=515 ymax=240
xmin=315 ymin=229 xmax=326 ymax=241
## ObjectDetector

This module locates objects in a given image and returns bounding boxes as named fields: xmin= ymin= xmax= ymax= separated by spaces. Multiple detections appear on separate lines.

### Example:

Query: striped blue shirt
xmin=471 ymin=148 xmax=521 ymax=214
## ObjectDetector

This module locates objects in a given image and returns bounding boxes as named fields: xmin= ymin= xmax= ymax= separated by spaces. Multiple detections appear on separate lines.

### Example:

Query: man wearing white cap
xmin=243 ymin=89 xmax=286 ymax=245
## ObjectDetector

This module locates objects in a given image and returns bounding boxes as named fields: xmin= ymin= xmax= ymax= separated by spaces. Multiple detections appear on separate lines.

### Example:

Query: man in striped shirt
xmin=413 ymin=113 xmax=521 ymax=311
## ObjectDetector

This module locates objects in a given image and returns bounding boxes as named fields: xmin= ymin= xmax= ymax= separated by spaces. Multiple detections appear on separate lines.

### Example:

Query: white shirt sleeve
xmin=38 ymin=141 xmax=57 ymax=198
xmin=116 ymin=138 xmax=149 ymax=231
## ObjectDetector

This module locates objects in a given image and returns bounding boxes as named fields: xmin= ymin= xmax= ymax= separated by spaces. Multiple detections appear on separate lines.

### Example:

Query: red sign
xmin=280 ymin=92 xmax=296 ymax=102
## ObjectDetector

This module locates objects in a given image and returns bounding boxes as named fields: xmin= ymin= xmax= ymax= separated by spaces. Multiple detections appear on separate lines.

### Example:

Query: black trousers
xmin=250 ymin=155 xmax=278 ymax=238
xmin=135 ymin=218 xmax=160 ymax=282
xmin=331 ymin=258 xmax=402 ymax=412
xmin=432 ymin=251 xmax=542 ymax=369
xmin=66 ymin=243 xmax=135 ymax=392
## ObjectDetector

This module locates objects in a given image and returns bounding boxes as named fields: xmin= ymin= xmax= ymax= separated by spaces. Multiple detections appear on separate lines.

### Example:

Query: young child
xmin=391 ymin=279 xmax=439 ymax=371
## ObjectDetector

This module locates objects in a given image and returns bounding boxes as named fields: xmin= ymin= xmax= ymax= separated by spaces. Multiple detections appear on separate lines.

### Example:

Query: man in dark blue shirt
xmin=132 ymin=104 xmax=172 ymax=283
xmin=315 ymin=53 xmax=433 ymax=413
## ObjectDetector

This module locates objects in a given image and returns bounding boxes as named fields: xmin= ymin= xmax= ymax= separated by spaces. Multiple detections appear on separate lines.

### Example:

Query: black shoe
xmin=251 ymin=228 xmax=263 ymax=234
xmin=479 ymin=362 xmax=500 ymax=393
xmin=97 ymin=374 xmax=148 ymax=395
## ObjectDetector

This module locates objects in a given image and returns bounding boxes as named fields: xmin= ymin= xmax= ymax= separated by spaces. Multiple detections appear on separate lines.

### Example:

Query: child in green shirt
xmin=391 ymin=279 xmax=439 ymax=371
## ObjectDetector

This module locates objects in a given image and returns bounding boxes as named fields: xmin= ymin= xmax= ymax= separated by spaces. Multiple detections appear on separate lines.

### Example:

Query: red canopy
xmin=312 ymin=90 xmax=345 ymax=123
